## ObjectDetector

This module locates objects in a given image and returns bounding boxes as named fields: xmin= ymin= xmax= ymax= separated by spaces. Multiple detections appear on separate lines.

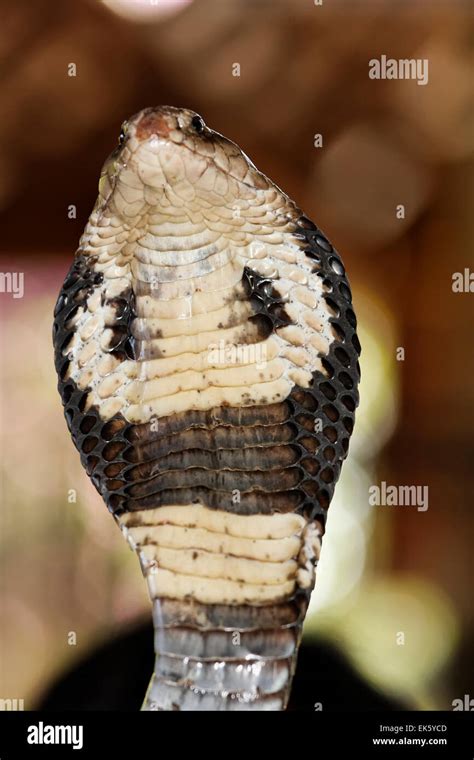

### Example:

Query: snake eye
xmin=118 ymin=125 xmax=127 ymax=146
xmin=191 ymin=115 xmax=205 ymax=134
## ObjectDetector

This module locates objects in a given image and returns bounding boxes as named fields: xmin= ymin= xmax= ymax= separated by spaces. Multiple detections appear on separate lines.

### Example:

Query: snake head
xmin=97 ymin=106 xmax=270 ymax=221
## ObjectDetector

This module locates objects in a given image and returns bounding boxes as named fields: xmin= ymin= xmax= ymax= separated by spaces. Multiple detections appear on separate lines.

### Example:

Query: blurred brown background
xmin=0 ymin=0 xmax=473 ymax=710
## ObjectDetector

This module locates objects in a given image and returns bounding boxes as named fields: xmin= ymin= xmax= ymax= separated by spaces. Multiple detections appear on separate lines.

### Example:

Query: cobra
xmin=53 ymin=106 xmax=361 ymax=711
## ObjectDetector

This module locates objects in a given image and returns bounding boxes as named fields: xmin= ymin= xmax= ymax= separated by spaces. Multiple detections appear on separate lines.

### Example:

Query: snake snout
xmin=132 ymin=105 xmax=207 ymax=143
xmin=135 ymin=109 xmax=173 ymax=141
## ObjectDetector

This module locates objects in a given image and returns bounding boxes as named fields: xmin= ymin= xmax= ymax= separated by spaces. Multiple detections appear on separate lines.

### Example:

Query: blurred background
xmin=0 ymin=0 xmax=473 ymax=711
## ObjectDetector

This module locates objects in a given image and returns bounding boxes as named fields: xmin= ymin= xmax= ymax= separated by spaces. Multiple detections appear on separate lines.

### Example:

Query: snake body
xmin=53 ymin=106 xmax=360 ymax=710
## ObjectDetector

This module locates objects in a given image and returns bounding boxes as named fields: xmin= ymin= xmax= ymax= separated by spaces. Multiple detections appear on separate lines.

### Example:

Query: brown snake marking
xmin=53 ymin=106 xmax=360 ymax=711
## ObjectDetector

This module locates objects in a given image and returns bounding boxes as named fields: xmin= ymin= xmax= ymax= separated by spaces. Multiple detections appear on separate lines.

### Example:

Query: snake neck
xmin=118 ymin=506 xmax=320 ymax=711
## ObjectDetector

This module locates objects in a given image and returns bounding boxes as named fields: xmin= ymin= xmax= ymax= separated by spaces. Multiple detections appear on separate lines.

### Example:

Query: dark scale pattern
xmin=289 ymin=218 xmax=360 ymax=522
xmin=53 ymin=253 xmax=135 ymax=515
xmin=242 ymin=266 xmax=294 ymax=329
xmin=151 ymin=596 xmax=308 ymax=631
xmin=104 ymin=290 xmax=137 ymax=361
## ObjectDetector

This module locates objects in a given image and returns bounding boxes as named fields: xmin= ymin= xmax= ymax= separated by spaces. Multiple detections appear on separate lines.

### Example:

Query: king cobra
xmin=53 ymin=106 xmax=360 ymax=711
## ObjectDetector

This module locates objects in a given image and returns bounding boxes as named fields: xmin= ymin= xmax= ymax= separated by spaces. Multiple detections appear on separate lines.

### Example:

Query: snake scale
xmin=53 ymin=106 xmax=360 ymax=711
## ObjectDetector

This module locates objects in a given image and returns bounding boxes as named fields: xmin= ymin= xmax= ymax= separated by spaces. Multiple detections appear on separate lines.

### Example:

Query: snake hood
xmin=53 ymin=105 xmax=361 ymax=711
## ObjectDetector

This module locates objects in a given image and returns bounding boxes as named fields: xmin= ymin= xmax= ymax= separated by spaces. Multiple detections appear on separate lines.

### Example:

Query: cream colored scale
xmin=119 ymin=506 xmax=322 ymax=606
xmin=64 ymin=222 xmax=334 ymax=423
